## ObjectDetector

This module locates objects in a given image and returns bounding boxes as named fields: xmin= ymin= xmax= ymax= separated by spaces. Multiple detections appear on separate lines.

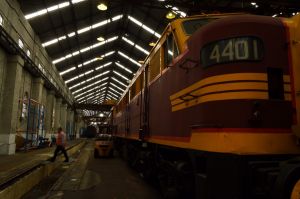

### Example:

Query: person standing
xmin=51 ymin=127 xmax=69 ymax=162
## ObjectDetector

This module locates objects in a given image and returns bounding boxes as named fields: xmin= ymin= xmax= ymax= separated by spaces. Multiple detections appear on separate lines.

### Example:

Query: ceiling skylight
xmin=117 ymin=51 xmax=142 ymax=67
xmin=53 ymin=36 xmax=118 ymax=64
xmin=121 ymin=37 xmax=149 ymax=55
xmin=42 ymin=15 xmax=122 ymax=48
xmin=128 ymin=16 xmax=161 ymax=38
xmin=25 ymin=0 xmax=87 ymax=20
xmin=71 ymin=74 xmax=109 ymax=94
xmin=115 ymin=62 xmax=132 ymax=73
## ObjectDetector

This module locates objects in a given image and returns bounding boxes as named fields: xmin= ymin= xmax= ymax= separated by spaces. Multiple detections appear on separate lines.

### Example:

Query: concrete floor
xmin=22 ymin=141 xmax=162 ymax=199
xmin=62 ymin=156 xmax=162 ymax=199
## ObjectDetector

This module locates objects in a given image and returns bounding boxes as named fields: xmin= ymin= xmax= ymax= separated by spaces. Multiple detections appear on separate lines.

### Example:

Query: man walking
xmin=51 ymin=127 xmax=69 ymax=162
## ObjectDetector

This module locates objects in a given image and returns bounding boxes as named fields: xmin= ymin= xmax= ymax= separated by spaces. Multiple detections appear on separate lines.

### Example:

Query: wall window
xmin=18 ymin=39 xmax=24 ymax=49
xmin=0 ymin=14 xmax=3 ymax=26
xmin=26 ymin=49 xmax=31 ymax=57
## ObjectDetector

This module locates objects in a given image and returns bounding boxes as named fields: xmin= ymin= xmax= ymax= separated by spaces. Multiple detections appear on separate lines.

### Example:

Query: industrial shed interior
xmin=0 ymin=0 xmax=300 ymax=199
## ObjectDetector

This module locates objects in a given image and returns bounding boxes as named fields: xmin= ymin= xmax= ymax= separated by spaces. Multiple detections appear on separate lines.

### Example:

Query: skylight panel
xmin=112 ymin=15 xmax=123 ymax=21
xmin=122 ymin=37 xmax=134 ymax=46
xmin=135 ymin=44 xmax=149 ymax=55
xmin=80 ymin=92 xmax=106 ymax=102
xmin=128 ymin=16 xmax=143 ymax=26
xmin=77 ymin=26 xmax=91 ymax=34
xmin=53 ymin=36 xmax=117 ymax=64
xmin=72 ymin=75 xmax=109 ymax=94
xmin=95 ymin=62 xmax=112 ymax=70
xmin=128 ymin=15 xmax=161 ymax=38
xmin=111 ymin=82 xmax=125 ymax=92
xmin=112 ymin=77 xmax=128 ymax=87
xmin=42 ymin=15 xmax=122 ymax=48
xmin=47 ymin=5 xmax=59 ymax=12
xmin=25 ymin=0 xmax=87 ymax=20
xmin=68 ymin=32 xmax=76 ymax=37
xmin=107 ymin=93 xmax=117 ymax=100
xmin=142 ymin=24 xmax=155 ymax=34
xmin=60 ymin=67 xmax=76 ymax=76
xmin=121 ymin=37 xmax=149 ymax=55
xmin=113 ymin=71 xmax=129 ymax=81
xmin=78 ymin=51 xmax=114 ymax=68
xmin=75 ymin=82 xmax=107 ymax=98
xmin=109 ymin=87 xmax=123 ymax=96
xmin=115 ymin=62 xmax=132 ymax=73
xmin=118 ymin=51 xmax=142 ymax=67
xmin=92 ymin=20 xmax=109 ymax=29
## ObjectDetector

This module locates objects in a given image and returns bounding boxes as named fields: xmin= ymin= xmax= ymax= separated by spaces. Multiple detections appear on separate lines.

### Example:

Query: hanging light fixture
xmin=149 ymin=42 xmax=156 ymax=47
xmin=97 ymin=36 xmax=105 ymax=42
xmin=97 ymin=1 xmax=107 ymax=11
xmin=166 ymin=11 xmax=176 ymax=19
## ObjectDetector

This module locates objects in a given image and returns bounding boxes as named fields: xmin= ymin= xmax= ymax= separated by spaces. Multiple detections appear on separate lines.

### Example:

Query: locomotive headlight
xmin=200 ymin=37 xmax=264 ymax=67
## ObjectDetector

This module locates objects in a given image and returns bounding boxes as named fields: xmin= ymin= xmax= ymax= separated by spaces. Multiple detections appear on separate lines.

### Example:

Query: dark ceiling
xmin=17 ymin=0 xmax=300 ymax=106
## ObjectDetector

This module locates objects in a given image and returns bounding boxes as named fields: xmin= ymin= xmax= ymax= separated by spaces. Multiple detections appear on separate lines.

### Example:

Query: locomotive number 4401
xmin=200 ymin=37 xmax=264 ymax=67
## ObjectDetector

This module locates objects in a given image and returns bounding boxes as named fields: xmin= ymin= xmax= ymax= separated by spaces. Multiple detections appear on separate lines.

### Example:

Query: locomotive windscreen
xmin=182 ymin=18 xmax=218 ymax=35
xmin=200 ymin=37 xmax=264 ymax=67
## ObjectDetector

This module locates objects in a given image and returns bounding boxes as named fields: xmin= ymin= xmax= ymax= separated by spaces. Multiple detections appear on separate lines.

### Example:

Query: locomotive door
xmin=125 ymin=104 xmax=130 ymax=136
xmin=139 ymin=65 xmax=150 ymax=140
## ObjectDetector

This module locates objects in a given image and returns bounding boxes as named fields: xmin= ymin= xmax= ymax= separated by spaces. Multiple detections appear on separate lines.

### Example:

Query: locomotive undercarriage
xmin=114 ymin=137 xmax=300 ymax=199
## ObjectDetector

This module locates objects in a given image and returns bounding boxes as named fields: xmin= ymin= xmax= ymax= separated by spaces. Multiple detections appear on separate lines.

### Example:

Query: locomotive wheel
xmin=291 ymin=179 xmax=300 ymax=199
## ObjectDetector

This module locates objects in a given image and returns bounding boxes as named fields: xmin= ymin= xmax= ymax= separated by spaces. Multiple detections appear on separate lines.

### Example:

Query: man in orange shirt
xmin=51 ymin=127 xmax=69 ymax=162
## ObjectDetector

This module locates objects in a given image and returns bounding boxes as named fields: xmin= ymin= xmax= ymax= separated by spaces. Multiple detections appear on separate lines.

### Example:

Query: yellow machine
xmin=94 ymin=134 xmax=114 ymax=158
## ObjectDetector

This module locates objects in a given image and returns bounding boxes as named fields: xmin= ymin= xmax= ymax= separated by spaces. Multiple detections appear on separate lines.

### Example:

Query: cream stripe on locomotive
xmin=170 ymin=73 xmax=291 ymax=112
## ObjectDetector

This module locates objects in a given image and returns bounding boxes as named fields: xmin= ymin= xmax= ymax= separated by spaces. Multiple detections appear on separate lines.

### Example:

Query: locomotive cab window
xmin=182 ymin=18 xmax=218 ymax=35
xmin=163 ymin=33 xmax=179 ymax=67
